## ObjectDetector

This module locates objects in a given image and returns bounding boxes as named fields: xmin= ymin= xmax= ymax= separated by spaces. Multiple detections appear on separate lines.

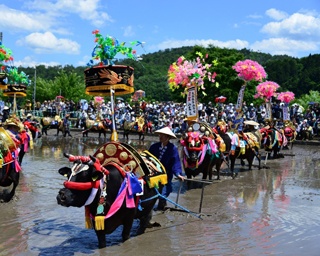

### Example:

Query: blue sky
xmin=0 ymin=0 xmax=319 ymax=68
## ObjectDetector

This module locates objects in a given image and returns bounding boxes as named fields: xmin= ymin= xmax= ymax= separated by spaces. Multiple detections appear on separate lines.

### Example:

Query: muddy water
xmin=0 ymin=134 xmax=320 ymax=256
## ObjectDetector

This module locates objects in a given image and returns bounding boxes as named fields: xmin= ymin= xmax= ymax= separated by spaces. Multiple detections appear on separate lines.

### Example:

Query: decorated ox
xmin=180 ymin=130 xmax=222 ymax=180
xmin=82 ymin=118 xmax=112 ymax=138
xmin=57 ymin=141 xmax=167 ymax=248
xmin=40 ymin=115 xmax=64 ymax=136
xmin=40 ymin=116 xmax=55 ymax=135
xmin=23 ymin=119 xmax=41 ymax=140
xmin=123 ymin=115 xmax=146 ymax=141
xmin=260 ymin=126 xmax=286 ymax=159
xmin=0 ymin=127 xmax=21 ymax=202
xmin=282 ymin=121 xmax=297 ymax=149
xmin=213 ymin=120 xmax=261 ymax=179
xmin=227 ymin=131 xmax=261 ymax=178
xmin=54 ymin=115 xmax=65 ymax=136
xmin=3 ymin=117 xmax=34 ymax=166
xmin=180 ymin=121 xmax=222 ymax=181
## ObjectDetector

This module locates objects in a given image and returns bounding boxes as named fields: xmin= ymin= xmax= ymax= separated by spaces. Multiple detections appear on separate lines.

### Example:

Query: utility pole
xmin=33 ymin=66 xmax=36 ymax=115
xmin=0 ymin=32 xmax=3 ymax=44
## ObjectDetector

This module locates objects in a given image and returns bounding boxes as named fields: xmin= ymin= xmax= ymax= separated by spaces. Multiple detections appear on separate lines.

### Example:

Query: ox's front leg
xmin=5 ymin=171 xmax=20 ymax=202
xmin=122 ymin=216 xmax=134 ymax=241
xmin=229 ymin=155 xmax=237 ymax=179
xmin=95 ymin=230 xmax=106 ymax=248
xmin=215 ymin=158 xmax=222 ymax=180
xmin=137 ymin=211 xmax=152 ymax=235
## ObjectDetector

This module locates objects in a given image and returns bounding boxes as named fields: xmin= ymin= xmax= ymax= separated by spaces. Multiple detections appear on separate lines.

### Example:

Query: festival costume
xmin=149 ymin=141 xmax=182 ymax=209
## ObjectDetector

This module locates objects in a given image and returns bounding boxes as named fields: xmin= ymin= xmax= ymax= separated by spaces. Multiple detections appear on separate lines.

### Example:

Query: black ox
xmin=56 ymin=153 xmax=164 ymax=248
xmin=0 ymin=153 xmax=19 ymax=202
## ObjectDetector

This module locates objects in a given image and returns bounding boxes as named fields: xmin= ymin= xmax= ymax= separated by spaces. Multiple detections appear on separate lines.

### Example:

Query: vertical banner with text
xmin=235 ymin=85 xmax=246 ymax=112
xmin=265 ymin=101 xmax=272 ymax=120
xmin=186 ymin=86 xmax=198 ymax=121
xmin=282 ymin=103 xmax=289 ymax=120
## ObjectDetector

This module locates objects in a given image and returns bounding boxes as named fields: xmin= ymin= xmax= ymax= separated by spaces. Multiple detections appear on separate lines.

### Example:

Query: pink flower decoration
xmin=232 ymin=59 xmax=267 ymax=82
xmin=94 ymin=96 xmax=104 ymax=105
xmin=168 ymin=53 xmax=217 ymax=96
xmin=277 ymin=91 xmax=295 ymax=104
xmin=254 ymin=81 xmax=280 ymax=100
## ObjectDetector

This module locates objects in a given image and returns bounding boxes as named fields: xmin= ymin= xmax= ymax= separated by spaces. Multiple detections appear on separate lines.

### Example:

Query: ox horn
xmin=64 ymin=152 xmax=71 ymax=158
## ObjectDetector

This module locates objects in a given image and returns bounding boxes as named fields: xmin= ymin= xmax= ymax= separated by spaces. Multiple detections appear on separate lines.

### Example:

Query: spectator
xmin=63 ymin=114 xmax=72 ymax=137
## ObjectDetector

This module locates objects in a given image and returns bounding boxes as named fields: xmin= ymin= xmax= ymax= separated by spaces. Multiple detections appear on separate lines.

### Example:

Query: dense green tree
xmin=295 ymin=90 xmax=320 ymax=110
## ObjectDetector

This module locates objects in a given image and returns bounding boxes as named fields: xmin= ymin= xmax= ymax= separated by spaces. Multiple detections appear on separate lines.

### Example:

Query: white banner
xmin=265 ymin=102 xmax=272 ymax=120
xmin=235 ymin=85 xmax=246 ymax=112
xmin=283 ymin=103 xmax=289 ymax=120
xmin=186 ymin=86 xmax=198 ymax=120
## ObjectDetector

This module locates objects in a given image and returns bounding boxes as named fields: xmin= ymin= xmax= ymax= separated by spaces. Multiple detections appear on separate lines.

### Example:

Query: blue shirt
xmin=149 ymin=141 xmax=182 ymax=181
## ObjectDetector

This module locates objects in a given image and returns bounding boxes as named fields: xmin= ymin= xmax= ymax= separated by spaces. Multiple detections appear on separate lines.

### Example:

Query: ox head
xmin=215 ymin=119 xmax=228 ymax=134
xmin=56 ymin=153 xmax=107 ymax=208
xmin=284 ymin=127 xmax=294 ymax=137
xmin=181 ymin=131 xmax=204 ymax=166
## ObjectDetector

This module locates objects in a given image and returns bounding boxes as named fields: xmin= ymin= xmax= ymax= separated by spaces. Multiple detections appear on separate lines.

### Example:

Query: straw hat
xmin=154 ymin=127 xmax=177 ymax=139
xmin=3 ymin=121 xmax=20 ymax=130
xmin=244 ymin=120 xmax=260 ymax=126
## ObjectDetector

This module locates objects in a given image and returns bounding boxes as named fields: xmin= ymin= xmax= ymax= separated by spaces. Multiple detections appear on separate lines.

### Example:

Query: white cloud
xmin=266 ymin=8 xmax=288 ymax=21
xmin=26 ymin=0 xmax=113 ymax=26
xmin=251 ymin=38 xmax=318 ymax=56
xmin=17 ymin=32 xmax=80 ymax=54
xmin=247 ymin=14 xmax=263 ymax=19
xmin=154 ymin=39 xmax=249 ymax=51
xmin=261 ymin=12 xmax=320 ymax=41
xmin=123 ymin=26 xmax=135 ymax=37
xmin=0 ymin=4 xmax=53 ymax=31
xmin=14 ymin=56 xmax=60 ymax=67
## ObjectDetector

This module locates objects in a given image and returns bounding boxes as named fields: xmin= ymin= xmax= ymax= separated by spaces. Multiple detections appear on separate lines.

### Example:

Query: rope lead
xmin=139 ymin=187 xmax=202 ymax=219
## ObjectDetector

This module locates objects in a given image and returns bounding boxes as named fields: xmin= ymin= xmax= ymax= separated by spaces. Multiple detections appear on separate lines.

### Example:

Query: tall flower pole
xmin=232 ymin=59 xmax=267 ymax=113
xmin=254 ymin=81 xmax=280 ymax=122
xmin=168 ymin=53 xmax=217 ymax=122
xmin=277 ymin=91 xmax=295 ymax=121
xmin=84 ymin=30 xmax=144 ymax=141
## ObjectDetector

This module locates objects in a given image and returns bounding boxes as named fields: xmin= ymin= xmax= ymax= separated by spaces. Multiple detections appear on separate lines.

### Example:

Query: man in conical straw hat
xmin=149 ymin=127 xmax=184 ymax=211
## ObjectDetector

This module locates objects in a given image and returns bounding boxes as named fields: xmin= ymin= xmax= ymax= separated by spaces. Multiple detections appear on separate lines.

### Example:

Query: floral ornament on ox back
xmin=168 ymin=52 xmax=217 ymax=97
xmin=232 ymin=59 xmax=267 ymax=82
xmin=88 ymin=30 xmax=144 ymax=66
xmin=277 ymin=91 xmax=295 ymax=104
xmin=254 ymin=81 xmax=280 ymax=101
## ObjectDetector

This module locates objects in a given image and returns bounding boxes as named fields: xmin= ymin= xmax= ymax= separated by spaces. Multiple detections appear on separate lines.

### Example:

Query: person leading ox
xmin=149 ymin=127 xmax=184 ymax=211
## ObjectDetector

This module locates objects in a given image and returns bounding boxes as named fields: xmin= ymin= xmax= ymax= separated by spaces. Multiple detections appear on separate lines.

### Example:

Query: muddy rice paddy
xmin=0 ymin=131 xmax=319 ymax=256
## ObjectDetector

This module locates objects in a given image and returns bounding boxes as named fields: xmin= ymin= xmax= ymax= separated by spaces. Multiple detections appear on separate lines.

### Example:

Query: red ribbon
xmin=64 ymin=180 xmax=100 ymax=190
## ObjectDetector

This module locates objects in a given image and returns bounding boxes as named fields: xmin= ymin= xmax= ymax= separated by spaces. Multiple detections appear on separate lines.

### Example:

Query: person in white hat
xmin=149 ymin=127 xmax=184 ymax=211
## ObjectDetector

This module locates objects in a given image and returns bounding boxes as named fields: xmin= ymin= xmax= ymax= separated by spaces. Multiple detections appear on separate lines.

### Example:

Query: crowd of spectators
xmin=1 ymin=98 xmax=319 ymax=140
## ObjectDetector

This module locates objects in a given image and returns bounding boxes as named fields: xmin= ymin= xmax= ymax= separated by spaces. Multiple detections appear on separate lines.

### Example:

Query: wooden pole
xmin=175 ymin=180 xmax=183 ymax=209
xmin=199 ymin=183 xmax=205 ymax=214
xmin=110 ymin=88 xmax=118 ymax=141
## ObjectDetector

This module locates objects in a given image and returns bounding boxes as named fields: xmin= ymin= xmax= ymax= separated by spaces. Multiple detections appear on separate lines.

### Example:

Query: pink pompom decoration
xmin=277 ymin=91 xmax=295 ymax=104
xmin=232 ymin=59 xmax=267 ymax=82
xmin=168 ymin=53 xmax=217 ymax=96
xmin=94 ymin=96 xmax=104 ymax=105
xmin=254 ymin=81 xmax=280 ymax=100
